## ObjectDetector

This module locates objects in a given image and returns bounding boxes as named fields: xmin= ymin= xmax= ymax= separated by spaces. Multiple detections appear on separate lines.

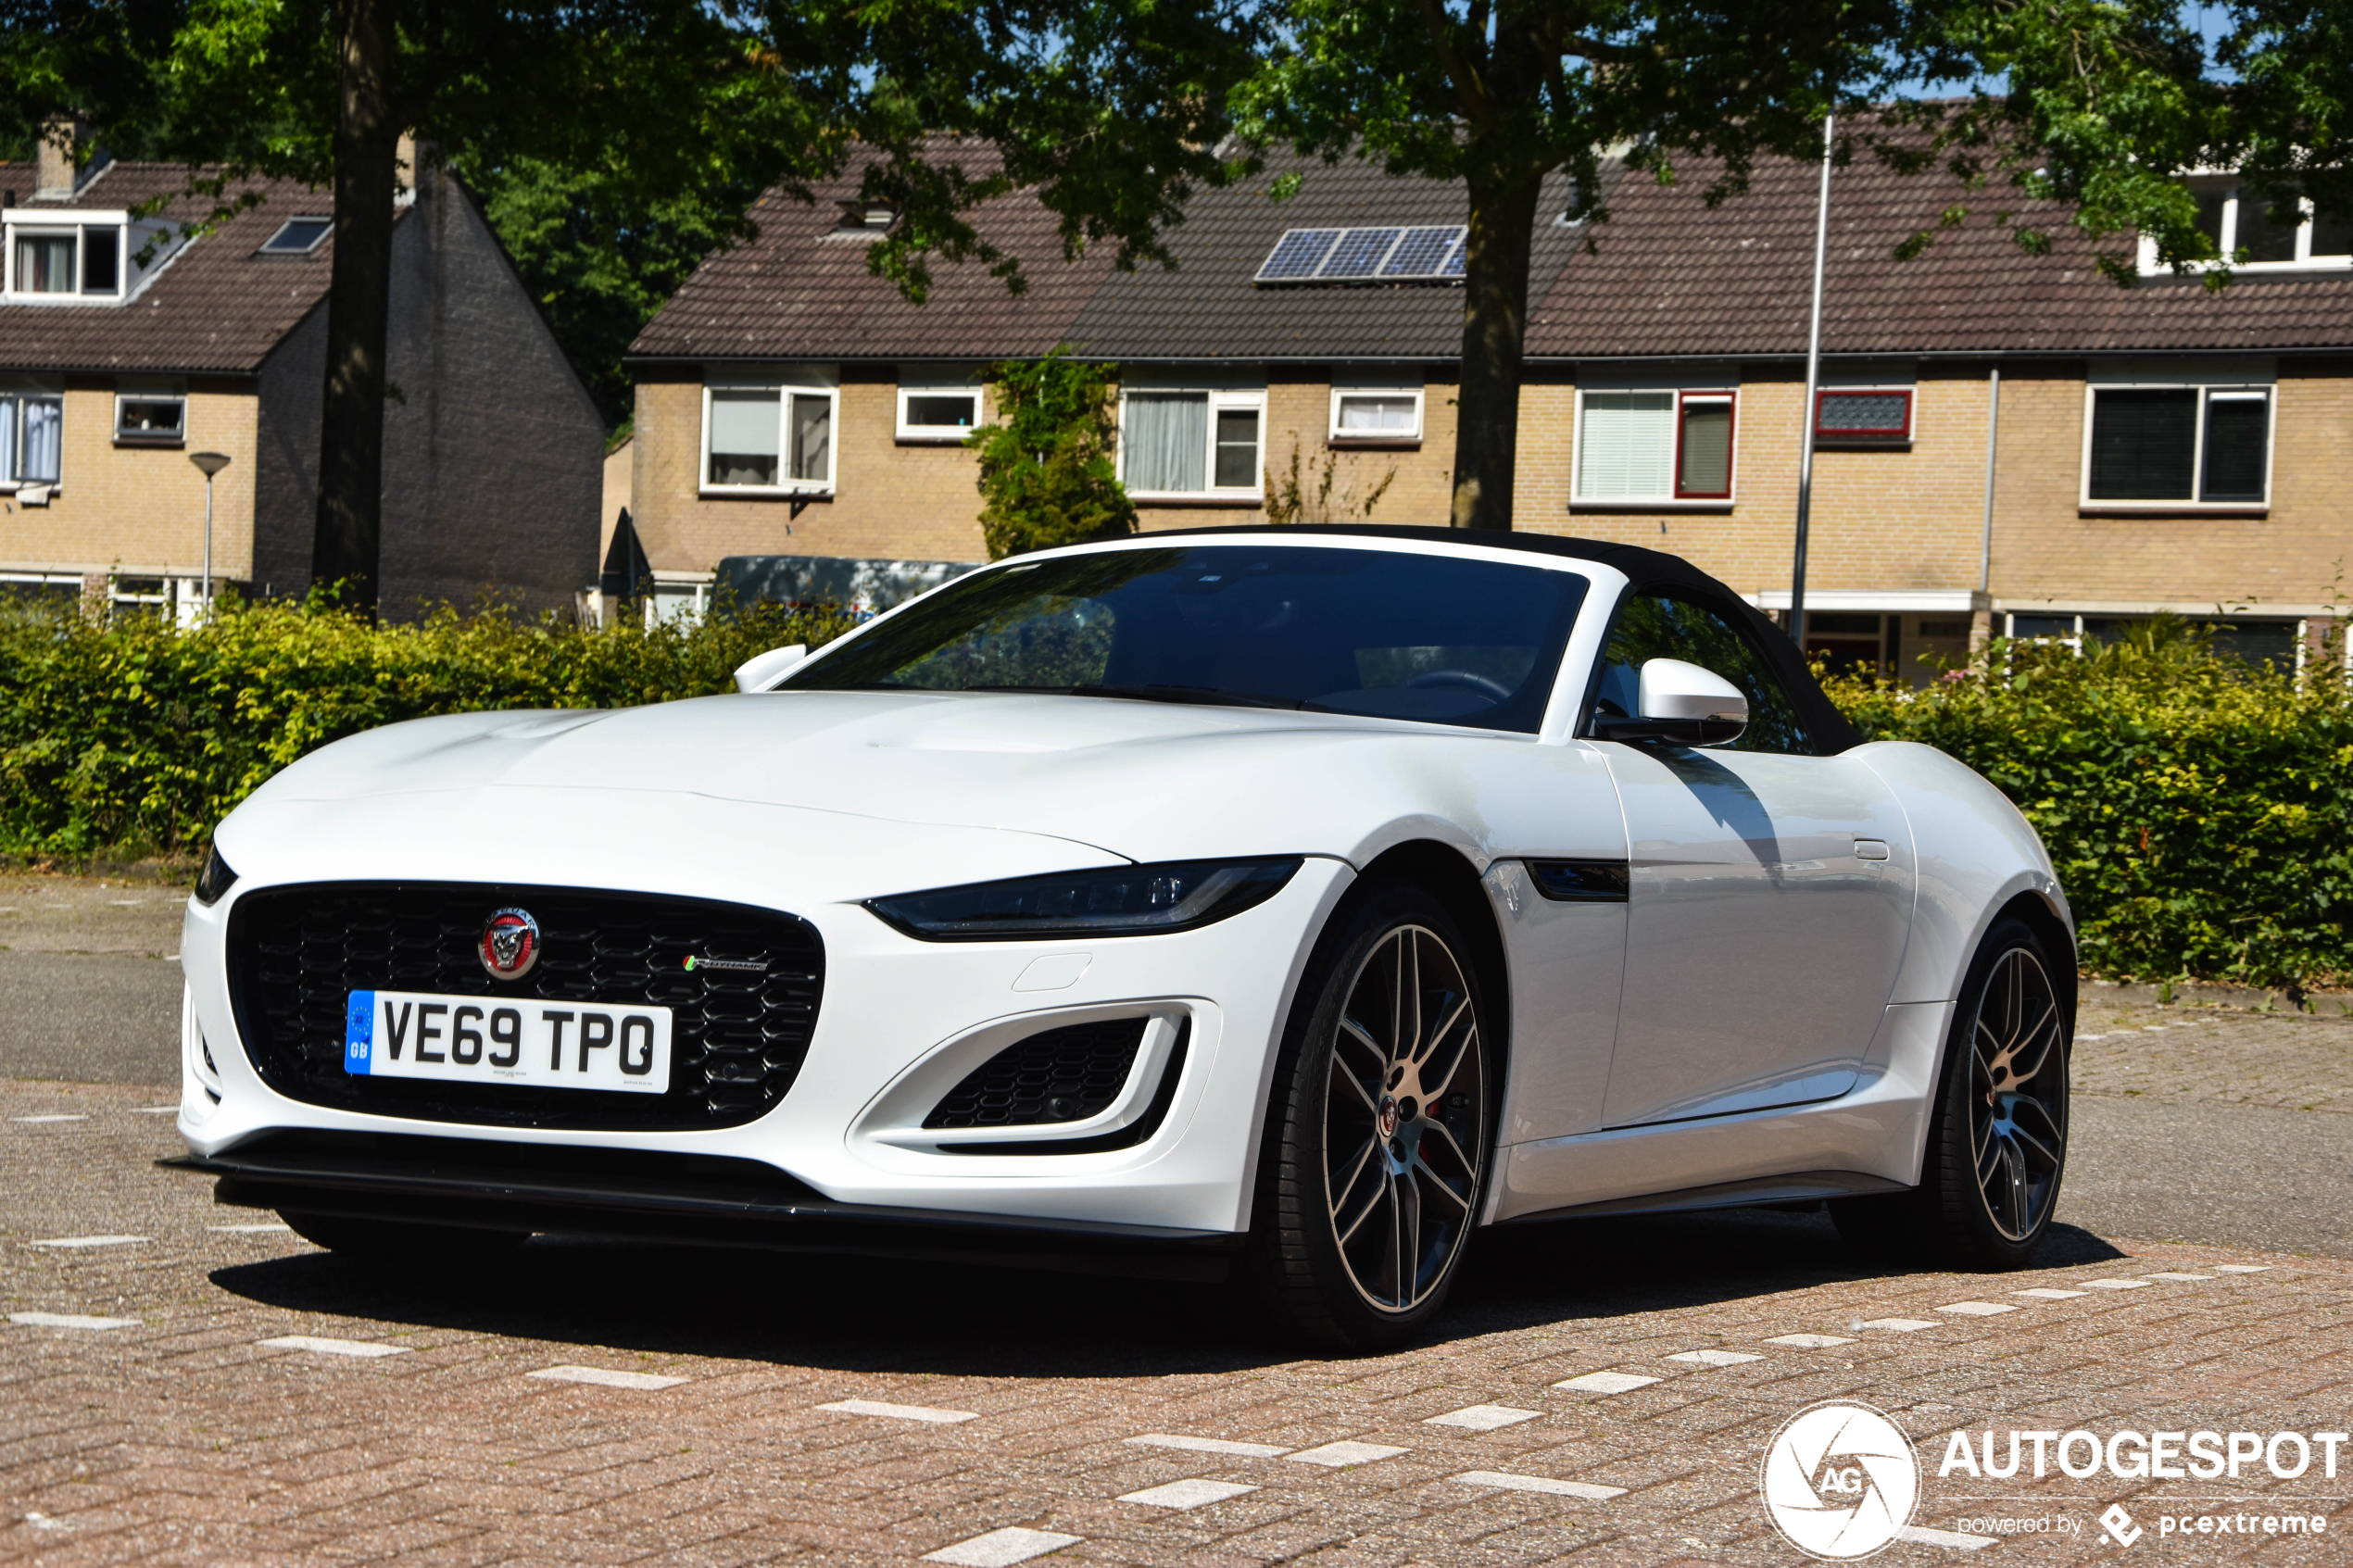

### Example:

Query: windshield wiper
xmin=970 ymin=684 xmax=1315 ymax=711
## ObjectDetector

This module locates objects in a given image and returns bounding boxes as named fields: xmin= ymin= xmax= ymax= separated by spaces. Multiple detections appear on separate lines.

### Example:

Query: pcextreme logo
xmin=1761 ymin=1401 xmax=1921 ymax=1560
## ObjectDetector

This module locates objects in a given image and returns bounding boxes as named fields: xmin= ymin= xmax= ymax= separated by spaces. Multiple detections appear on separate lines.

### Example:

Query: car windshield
xmin=781 ymin=544 xmax=1588 ymax=732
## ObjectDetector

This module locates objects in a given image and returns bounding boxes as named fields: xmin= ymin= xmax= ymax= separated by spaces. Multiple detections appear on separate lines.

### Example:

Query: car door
xmin=1591 ymin=589 xmax=1913 ymax=1128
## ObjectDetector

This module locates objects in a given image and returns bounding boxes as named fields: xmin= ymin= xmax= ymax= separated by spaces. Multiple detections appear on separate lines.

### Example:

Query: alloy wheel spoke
xmin=1418 ymin=1117 xmax=1475 ymax=1179
xmin=1330 ymin=1059 xmax=1379 ymax=1116
xmin=1338 ymin=1014 xmax=1387 ymax=1066
xmin=1329 ymin=1135 xmax=1378 ymax=1213
xmin=1412 ymin=1153 xmax=1472 ymax=1212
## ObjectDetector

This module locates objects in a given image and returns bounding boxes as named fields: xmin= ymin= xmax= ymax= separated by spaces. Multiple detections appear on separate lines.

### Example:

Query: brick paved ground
xmin=2072 ymin=1003 xmax=2353 ymax=1115
xmin=4 ymin=1076 xmax=2347 ymax=1567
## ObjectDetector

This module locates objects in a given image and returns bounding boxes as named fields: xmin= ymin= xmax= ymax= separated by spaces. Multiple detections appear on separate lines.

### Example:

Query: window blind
xmin=708 ymin=388 xmax=781 ymax=485
xmin=2087 ymin=389 xmax=2196 ymax=499
xmin=1678 ymin=398 xmax=1733 ymax=496
xmin=2201 ymin=394 xmax=2269 ymax=501
xmin=1577 ymin=391 xmax=1675 ymax=498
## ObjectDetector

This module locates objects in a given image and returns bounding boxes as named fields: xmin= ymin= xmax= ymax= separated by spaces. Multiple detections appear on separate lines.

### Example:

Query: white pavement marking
xmin=1857 ymin=1318 xmax=1942 ymax=1332
xmin=2082 ymin=1278 xmax=2153 ymax=1290
xmin=1667 ymin=1349 xmax=1762 ymax=1366
xmin=1126 ymin=1434 xmax=1290 ymax=1458
xmin=1553 ymin=1371 xmax=1659 ymax=1395
xmin=923 ymin=1527 xmax=1081 ymax=1566
xmin=530 ymin=1365 xmax=686 ymax=1390
xmin=820 ymin=1397 xmax=978 ymax=1424
xmin=29 ymin=1235 xmax=147 ymax=1248
xmin=1896 ymin=1524 xmax=1997 ymax=1550
xmin=1937 ymin=1301 xmax=2019 ymax=1316
xmin=1425 ymin=1404 xmax=1542 ymax=1431
xmin=1767 ymin=1334 xmax=1856 ymax=1348
xmin=9 ymin=1115 xmax=87 ymax=1123
xmin=2145 ymin=1272 xmax=2214 ymax=1282
xmin=1287 ymin=1440 xmax=1408 ymax=1467
xmin=2076 ymin=1033 xmax=2106 ymax=1040
xmin=259 ymin=1335 xmax=410 ymax=1358
xmin=2211 ymin=1264 xmax=2272 ymax=1273
xmin=1120 ymin=1479 xmax=1259 ymax=1510
xmin=208 ymin=1223 xmax=293 ymax=1234
xmin=1454 ymin=1471 xmax=1627 ymax=1500
xmin=9 ymin=1311 xmax=141 ymax=1331
xmin=133 ymin=1107 xmax=182 ymax=1115
xmin=2015 ymin=1288 xmax=2089 ymax=1299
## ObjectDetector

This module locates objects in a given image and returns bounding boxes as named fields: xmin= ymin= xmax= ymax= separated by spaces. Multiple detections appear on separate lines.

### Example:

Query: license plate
xmin=343 ymin=990 xmax=671 ymax=1094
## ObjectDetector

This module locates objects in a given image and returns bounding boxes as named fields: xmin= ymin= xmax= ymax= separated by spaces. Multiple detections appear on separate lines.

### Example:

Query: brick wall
xmin=0 ymin=375 xmax=258 ymax=580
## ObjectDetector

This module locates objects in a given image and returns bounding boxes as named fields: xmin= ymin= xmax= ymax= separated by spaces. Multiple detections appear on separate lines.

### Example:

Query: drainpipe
xmin=1980 ymin=366 xmax=2001 ymax=595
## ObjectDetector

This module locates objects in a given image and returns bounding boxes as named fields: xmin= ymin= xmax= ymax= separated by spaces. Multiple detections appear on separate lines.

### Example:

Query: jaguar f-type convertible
xmin=173 ymin=525 xmax=2073 ymax=1347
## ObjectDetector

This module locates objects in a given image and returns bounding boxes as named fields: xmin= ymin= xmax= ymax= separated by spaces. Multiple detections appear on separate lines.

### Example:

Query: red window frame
xmin=1814 ymin=387 xmax=1914 ymax=439
xmin=1671 ymin=391 xmax=1737 ymax=500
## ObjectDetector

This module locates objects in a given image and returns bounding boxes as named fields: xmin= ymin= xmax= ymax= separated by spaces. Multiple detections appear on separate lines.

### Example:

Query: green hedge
xmin=4 ymin=598 xmax=2346 ymax=988
xmin=0 ymin=595 xmax=849 ymax=862
xmin=1824 ymin=630 xmax=2353 ymax=990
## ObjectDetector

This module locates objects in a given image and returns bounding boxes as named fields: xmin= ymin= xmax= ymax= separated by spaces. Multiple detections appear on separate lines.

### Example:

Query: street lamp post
xmin=1788 ymin=112 xmax=1834 ymax=649
xmin=188 ymin=451 xmax=231 ymax=618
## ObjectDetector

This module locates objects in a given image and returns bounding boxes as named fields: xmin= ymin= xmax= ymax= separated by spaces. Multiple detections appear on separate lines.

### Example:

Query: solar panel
xmin=1438 ymin=233 xmax=1467 ymax=277
xmin=1255 ymin=229 xmax=1343 ymax=282
xmin=1319 ymin=227 xmax=1403 ymax=279
xmin=1378 ymin=225 xmax=1465 ymax=278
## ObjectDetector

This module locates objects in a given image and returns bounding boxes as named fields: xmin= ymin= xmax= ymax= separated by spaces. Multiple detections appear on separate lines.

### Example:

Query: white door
xmin=1590 ymin=592 xmax=1913 ymax=1128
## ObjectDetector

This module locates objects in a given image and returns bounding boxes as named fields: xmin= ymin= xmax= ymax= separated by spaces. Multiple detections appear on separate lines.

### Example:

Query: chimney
xmin=395 ymin=128 xmax=419 ymax=208
xmin=36 ymin=113 xmax=86 ymax=198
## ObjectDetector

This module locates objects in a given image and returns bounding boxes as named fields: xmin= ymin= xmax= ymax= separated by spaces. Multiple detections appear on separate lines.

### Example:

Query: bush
xmin=968 ymin=347 xmax=1136 ymax=560
xmin=1824 ymin=624 xmax=2353 ymax=990
xmin=0 ymin=594 xmax=851 ymax=862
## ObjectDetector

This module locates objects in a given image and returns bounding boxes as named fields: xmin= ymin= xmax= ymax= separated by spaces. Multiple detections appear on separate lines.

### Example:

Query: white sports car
xmin=173 ymin=526 xmax=2073 ymax=1347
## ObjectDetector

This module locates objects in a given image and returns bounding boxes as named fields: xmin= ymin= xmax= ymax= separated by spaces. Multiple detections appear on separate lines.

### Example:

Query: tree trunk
xmin=312 ymin=0 xmax=397 ymax=613
xmin=1449 ymin=168 xmax=1542 ymax=531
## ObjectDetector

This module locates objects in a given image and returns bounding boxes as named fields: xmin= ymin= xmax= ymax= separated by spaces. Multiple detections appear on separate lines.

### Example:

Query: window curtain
xmin=790 ymin=394 xmax=831 ymax=482
xmin=0 ymin=398 xmax=16 ymax=484
xmin=1125 ymin=392 xmax=1207 ymax=492
xmin=19 ymin=396 xmax=60 ymax=484
xmin=1577 ymin=391 xmax=1675 ymax=498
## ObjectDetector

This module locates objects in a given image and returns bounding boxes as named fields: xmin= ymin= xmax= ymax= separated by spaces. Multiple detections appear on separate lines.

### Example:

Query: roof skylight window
xmin=258 ymin=217 xmax=331 ymax=255
xmin=1253 ymin=225 xmax=1466 ymax=286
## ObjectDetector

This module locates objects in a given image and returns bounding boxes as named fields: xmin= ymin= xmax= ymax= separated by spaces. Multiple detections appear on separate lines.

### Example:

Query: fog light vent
xmin=924 ymin=1018 xmax=1148 ymax=1129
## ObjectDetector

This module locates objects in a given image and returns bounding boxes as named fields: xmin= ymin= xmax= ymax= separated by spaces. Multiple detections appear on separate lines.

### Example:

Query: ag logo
xmin=1760 ymin=1401 xmax=1919 ymax=1560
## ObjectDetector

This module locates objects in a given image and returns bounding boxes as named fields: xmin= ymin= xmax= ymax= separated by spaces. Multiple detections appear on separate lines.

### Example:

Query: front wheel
xmin=1833 ymin=917 xmax=2070 ymax=1268
xmin=1241 ymin=882 xmax=1491 ymax=1349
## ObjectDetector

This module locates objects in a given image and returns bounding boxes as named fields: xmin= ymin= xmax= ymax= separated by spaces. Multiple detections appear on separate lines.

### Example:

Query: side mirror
xmin=1591 ymin=658 xmax=1749 ymax=746
xmin=733 ymin=644 xmax=809 ymax=694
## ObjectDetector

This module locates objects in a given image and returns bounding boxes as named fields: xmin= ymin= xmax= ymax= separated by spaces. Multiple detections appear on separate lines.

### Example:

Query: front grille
xmin=925 ymin=1018 xmax=1148 ymax=1129
xmin=228 ymin=882 xmax=823 ymax=1131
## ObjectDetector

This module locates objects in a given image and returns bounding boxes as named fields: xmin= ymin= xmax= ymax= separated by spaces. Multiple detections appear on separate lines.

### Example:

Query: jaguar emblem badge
xmin=479 ymin=908 xmax=541 ymax=981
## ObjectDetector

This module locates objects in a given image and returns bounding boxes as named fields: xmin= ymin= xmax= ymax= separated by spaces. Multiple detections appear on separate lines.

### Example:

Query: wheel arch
xmin=1353 ymin=838 xmax=1515 ymax=1105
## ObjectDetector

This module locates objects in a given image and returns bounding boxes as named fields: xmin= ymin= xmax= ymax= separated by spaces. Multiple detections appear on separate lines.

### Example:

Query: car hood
xmin=230 ymin=691 xmax=1522 ymax=873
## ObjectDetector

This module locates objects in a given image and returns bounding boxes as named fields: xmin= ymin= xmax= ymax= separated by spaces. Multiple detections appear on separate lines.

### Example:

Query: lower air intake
xmin=925 ymin=1018 xmax=1148 ymax=1129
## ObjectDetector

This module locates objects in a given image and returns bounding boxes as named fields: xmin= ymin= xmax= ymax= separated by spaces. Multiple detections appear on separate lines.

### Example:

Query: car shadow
xmin=207 ymin=1209 xmax=2129 ymax=1378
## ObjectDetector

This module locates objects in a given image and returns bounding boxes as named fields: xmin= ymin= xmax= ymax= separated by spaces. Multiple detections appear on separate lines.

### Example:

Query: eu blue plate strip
xmin=344 ymin=991 xmax=375 ymax=1074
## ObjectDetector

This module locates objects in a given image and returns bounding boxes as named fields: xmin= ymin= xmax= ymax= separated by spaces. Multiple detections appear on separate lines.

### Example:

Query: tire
xmin=280 ymin=1210 xmax=530 ymax=1261
xmin=1240 ymin=880 xmax=1493 ymax=1349
xmin=1833 ymin=917 xmax=2070 ymax=1269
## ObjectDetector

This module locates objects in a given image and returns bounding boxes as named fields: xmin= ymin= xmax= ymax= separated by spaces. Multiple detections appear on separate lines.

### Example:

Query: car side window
xmin=1593 ymin=592 xmax=1812 ymax=755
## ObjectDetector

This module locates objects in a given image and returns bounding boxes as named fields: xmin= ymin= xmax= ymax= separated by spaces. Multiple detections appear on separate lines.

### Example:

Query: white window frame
xmin=1117 ymin=386 xmax=1266 ymax=501
xmin=896 ymin=372 xmax=985 ymax=444
xmin=698 ymin=370 xmax=838 ymax=497
xmin=2 ymin=210 xmax=189 ymax=305
xmin=1327 ymin=385 xmax=1425 ymax=445
xmin=2139 ymin=178 xmax=2353 ymax=276
xmin=1569 ymin=385 xmax=1740 ymax=508
xmin=114 ymin=388 xmax=187 ymax=447
xmin=2079 ymin=380 xmax=2274 ymax=511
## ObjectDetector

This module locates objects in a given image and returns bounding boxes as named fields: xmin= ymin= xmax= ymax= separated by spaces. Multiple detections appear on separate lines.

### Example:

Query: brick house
xmin=0 ymin=133 xmax=602 ymax=618
xmin=625 ymin=144 xmax=2353 ymax=671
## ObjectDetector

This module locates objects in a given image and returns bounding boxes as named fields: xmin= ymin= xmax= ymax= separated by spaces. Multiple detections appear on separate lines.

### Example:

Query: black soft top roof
xmin=1146 ymin=523 xmax=1863 ymax=755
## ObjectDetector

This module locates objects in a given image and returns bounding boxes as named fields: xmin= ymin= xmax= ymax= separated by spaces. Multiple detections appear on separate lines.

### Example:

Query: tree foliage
xmin=967 ymin=349 xmax=1137 ymax=560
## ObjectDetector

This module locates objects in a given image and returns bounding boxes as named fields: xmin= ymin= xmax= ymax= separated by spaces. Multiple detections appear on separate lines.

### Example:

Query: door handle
xmin=1853 ymin=839 xmax=1891 ymax=861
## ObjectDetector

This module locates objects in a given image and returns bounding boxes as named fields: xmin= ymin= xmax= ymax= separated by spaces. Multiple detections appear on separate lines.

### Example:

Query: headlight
xmin=867 ymin=858 xmax=1302 ymax=940
xmin=194 ymin=844 xmax=238 ymax=907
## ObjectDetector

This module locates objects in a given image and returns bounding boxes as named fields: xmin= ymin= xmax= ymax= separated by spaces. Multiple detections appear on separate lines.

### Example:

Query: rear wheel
xmin=280 ymin=1210 xmax=529 ymax=1261
xmin=1242 ymin=882 xmax=1491 ymax=1349
xmin=1833 ymin=917 xmax=2070 ymax=1268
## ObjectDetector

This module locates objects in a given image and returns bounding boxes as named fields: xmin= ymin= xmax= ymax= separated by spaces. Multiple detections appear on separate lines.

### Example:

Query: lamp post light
xmin=188 ymin=451 xmax=231 ymax=618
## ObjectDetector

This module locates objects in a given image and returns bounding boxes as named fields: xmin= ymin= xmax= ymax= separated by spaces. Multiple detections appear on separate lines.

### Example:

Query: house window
xmin=115 ymin=393 xmax=186 ymax=446
xmin=1330 ymin=388 xmax=1423 ymax=443
xmin=0 ymin=392 xmax=64 ymax=486
xmin=1121 ymin=389 xmax=1265 ymax=496
xmin=1815 ymin=388 xmax=1913 ymax=441
xmin=2084 ymin=384 xmax=2271 ymax=506
xmin=5 ymin=218 xmax=134 ymax=299
xmin=1574 ymin=388 xmax=1737 ymax=504
xmin=702 ymin=379 xmax=837 ymax=493
xmin=13 ymin=231 xmax=76 ymax=294
xmin=897 ymin=377 xmax=982 ymax=442
xmin=2151 ymin=182 xmax=2353 ymax=272
xmin=258 ymin=217 xmax=332 ymax=256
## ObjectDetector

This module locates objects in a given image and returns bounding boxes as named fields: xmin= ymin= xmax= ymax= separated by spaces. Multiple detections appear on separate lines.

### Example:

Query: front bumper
xmin=178 ymin=852 xmax=1354 ymax=1238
